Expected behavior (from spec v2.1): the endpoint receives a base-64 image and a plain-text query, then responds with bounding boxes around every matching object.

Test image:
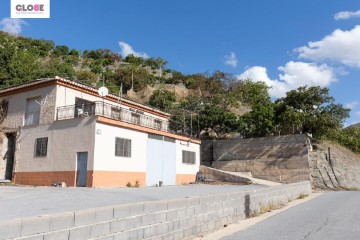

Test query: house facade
[0,77,200,187]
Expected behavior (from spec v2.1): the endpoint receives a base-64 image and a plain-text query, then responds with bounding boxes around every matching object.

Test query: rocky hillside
[309,141,360,190]
[347,123,360,129]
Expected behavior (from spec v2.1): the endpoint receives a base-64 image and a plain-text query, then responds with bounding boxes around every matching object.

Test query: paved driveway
[0,184,264,220]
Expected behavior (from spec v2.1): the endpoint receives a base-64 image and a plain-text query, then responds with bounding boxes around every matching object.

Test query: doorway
[76,152,88,187]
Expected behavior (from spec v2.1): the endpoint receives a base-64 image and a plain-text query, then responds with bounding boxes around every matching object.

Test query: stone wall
[202,135,311,183]
[0,181,311,240]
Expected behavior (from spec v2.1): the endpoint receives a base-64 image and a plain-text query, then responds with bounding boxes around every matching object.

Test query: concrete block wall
[0,182,311,240]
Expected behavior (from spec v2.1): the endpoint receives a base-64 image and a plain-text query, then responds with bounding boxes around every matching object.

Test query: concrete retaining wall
[202,135,311,183]
[0,181,311,240]
[199,165,252,184]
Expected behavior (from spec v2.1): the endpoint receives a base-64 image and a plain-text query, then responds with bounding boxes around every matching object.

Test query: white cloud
[296,25,360,67]
[118,41,149,59]
[0,18,27,35]
[345,101,358,109]
[334,10,360,20]
[237,61,336,98]
[224,52,237,68]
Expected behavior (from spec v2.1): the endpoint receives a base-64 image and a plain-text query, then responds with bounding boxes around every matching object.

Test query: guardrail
[56,101,169,132]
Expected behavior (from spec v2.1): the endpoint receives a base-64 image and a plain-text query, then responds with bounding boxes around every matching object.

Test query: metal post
[190,112,193,136]
[102,98,104,116]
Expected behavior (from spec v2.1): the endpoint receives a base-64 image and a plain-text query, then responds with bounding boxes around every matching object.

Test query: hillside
[309,141,360,189]
[0,31,356,153]
[347,123,360,129]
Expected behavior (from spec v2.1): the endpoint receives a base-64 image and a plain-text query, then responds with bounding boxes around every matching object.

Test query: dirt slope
[309,141,360,190]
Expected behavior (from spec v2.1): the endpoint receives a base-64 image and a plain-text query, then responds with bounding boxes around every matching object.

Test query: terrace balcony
[56,101,170,132]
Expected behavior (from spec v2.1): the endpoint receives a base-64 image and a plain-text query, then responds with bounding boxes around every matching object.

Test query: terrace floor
[0,184,265,220]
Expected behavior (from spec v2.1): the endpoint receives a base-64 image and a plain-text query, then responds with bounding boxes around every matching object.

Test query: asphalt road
[221,191,360,240]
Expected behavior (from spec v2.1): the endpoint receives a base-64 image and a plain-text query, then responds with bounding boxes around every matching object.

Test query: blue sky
[1,0,360,125]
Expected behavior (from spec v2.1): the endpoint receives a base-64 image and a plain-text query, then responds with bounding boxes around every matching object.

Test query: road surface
[220,191,360,240]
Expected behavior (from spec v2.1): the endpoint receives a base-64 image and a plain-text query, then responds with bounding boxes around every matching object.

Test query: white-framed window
[35,137,48,157]
[182,150,196,164]
[25,97,41,125]
[115,137,131,157]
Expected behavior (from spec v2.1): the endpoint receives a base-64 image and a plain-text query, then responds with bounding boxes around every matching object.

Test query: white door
[146,137,176,186]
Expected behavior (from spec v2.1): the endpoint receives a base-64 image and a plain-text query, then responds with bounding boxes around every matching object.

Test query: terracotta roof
[0,77,170,117]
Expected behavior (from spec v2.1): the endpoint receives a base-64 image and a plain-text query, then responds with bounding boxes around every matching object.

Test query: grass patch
[341,187,360,191]
[297,193,309,199]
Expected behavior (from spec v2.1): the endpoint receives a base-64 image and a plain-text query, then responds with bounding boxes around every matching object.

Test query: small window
[131,113,140,125]
[148,134,163,140]
[115,137,131,157]
[35,137,48,157]
[164,136,175,143]
[182,150,196,164]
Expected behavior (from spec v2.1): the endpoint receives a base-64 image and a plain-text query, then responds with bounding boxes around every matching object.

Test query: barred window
[115,137,131,157]
[148,134,163,140]
[182,150,196,164]
[164,136,175,143]
[35,137,48,157]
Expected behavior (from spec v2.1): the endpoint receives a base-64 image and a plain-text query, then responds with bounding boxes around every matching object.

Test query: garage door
[146,134,176,186]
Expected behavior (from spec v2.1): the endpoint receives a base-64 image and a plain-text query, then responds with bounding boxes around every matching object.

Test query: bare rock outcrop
[309,141,360,190]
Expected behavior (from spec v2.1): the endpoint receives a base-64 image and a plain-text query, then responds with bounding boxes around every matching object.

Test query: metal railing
[56,101,169,132]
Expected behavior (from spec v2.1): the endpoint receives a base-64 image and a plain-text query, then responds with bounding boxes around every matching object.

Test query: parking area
[0,184,265,220]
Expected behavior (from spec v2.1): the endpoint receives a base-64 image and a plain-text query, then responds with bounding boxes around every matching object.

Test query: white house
[0,77,200,187]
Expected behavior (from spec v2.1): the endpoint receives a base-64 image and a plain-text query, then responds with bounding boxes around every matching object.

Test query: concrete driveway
[0,184,264,220]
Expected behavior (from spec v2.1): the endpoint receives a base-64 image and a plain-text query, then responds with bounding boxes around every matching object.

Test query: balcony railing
[56,101,169,132]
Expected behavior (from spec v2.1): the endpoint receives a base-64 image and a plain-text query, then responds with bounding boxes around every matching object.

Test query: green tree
[275,86,350,139]
[240,101,275,137]
[123,54,145,66]
[113,65,155,91]
[41,58,76,80]
[76,70,98,85]
[53,45,70,57]
[236,79,271,106]
[149,89,176,110]
[199,105,240,135]
[330,127,360,154]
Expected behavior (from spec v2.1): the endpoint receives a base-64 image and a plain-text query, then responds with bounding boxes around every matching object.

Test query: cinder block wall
[0,181,311,240]
[202,135,311,183]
